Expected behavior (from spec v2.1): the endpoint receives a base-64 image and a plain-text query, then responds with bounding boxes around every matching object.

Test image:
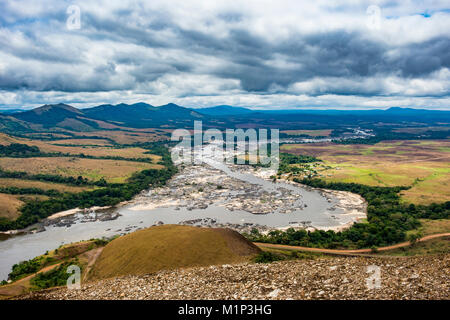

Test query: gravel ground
[20,254,449,300]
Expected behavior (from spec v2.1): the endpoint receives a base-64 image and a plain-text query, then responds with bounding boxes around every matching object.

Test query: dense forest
[0,168,102,186]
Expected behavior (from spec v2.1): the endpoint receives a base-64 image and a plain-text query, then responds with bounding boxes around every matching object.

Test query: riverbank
[251,166,367,232]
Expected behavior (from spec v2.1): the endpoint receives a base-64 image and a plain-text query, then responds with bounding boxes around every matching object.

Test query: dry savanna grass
[49,139,113,146]
[408,219,450,236]
[23,133,73,140]
[0,133,22,146]
[88,225,261,280]
[0,193,24,220]
[67,130,164,144]
[0,157,163,183]
[381,236,450,256]
[281,140,450,204]
[0,194,46,220]
[0,178,94,193]
[0,133,162,162]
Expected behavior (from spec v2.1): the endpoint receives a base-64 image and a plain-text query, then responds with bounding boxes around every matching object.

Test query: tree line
[0,168,104,186]
[0,143,41,157]
[0,186,62,197]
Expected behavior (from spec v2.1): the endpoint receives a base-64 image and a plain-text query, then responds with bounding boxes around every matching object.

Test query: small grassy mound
[88,225,261,280]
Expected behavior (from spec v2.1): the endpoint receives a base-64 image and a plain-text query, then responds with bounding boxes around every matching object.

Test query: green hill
[88,225,261,280]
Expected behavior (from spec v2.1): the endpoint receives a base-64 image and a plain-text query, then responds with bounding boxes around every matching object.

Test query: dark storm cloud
[204,31,450,94]
[397,37,450,77]
[82,12,172,49]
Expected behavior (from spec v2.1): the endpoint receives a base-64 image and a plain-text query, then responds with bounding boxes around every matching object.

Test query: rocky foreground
[21,255,449,300]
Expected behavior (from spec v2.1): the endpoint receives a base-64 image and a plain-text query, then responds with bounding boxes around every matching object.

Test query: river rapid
[0,145,366,281]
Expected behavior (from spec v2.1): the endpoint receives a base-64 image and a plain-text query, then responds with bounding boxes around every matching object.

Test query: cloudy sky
[0,0,449,110]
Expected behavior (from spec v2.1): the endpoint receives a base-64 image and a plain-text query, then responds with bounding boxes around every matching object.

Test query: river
[0,145,366,281]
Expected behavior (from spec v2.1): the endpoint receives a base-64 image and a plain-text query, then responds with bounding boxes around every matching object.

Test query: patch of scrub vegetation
[7,256,55,282]
[253,249,322,263]
[277,153,321,176]
[253,251,285,263]
[30,259,81,290]
[0,143,40,157]
[3,240,106,284]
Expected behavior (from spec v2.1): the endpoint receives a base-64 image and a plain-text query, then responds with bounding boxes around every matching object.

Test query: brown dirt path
[254,233,450,256]
[82,247,104,282]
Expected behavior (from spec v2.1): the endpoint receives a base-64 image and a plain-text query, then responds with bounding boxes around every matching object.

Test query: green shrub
[253,251,284,263]
[30,260,81,290]
[8,258,42,281]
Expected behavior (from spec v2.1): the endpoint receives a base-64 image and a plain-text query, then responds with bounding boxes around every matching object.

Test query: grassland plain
[281,139,450,204]
[379,236,450,256]
[65,130,165,144]
[0,194,54,220]
[0,194,24,220]
[0,132,166,222]
[0,178,95,193]
[0,133,162,160]
[0,157,162,183]
[48,138,113,146]
[407,219,450,236]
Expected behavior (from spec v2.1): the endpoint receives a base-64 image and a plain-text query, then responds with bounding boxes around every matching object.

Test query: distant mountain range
[195,105,254,116]
[0,102,205,132]
[0,103,449,134]
[82,102,204,128]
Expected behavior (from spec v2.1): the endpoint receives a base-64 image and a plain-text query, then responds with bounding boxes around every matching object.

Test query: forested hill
[0,104,449,134]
